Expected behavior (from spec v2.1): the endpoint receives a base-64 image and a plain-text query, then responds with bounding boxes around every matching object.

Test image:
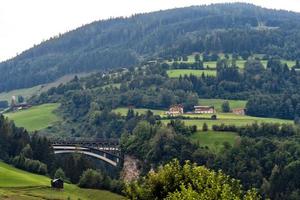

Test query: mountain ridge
[1,2,300,92]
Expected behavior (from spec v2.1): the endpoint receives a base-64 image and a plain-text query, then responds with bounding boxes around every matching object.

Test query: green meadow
[166,53,296,69]
[0,72,94,104]
[4,103,60,132]
[113,107,165,116]
[198,98,247,112]
[114,106,292,130]
[190,131,239,152]
[167,69,216,78]
[0,86,42,103]
[161,113,293,130]
[0,162,123,200]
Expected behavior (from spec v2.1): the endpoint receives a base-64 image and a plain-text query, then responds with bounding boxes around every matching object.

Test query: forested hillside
[1,3,300,92]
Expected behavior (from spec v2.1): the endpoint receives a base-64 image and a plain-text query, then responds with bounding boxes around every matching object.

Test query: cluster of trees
[0,100,8,109]
[238,123,296,138]
[246,94,300,120]
[125,159,260,200]
[168,61,204,70]
[211,122,297,138]
[121,120,199,167]
[2,3,300,92]
[11,154,47,175]
[0,115,53,165]
[0,115,53,174]
[212,137,300,199]
[78,169,123,194]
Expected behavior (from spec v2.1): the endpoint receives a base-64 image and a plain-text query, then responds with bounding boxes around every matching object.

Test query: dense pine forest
[1,3,300,92]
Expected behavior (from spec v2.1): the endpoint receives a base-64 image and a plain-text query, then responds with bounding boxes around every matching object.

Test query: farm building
[166,105,184,116]
[232,108,245,115]
[11,102,32,111]
[10,96,31,111]
[194,106,215,114]
[51,178,64,189]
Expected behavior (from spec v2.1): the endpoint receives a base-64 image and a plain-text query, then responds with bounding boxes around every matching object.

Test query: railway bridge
[51,138,122,167]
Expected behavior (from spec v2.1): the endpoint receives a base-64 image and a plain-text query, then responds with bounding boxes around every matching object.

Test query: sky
[1,0,300,62]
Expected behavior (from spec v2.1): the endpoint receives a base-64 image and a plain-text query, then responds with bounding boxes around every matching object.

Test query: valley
[1,2,300,200]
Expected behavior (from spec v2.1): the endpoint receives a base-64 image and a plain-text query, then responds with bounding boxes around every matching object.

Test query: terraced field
[4,103,60,132]
[0,162,123,200]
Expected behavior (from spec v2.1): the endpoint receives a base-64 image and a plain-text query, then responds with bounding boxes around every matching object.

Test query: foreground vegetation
[125,159,260,200]
[0,162,123,200]
[4,103,60,131]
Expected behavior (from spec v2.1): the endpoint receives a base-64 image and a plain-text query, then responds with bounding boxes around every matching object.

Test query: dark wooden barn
[51,178,64,189]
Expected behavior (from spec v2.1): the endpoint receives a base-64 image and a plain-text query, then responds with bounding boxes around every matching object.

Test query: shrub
[12,155,47,175]
[202,123,208,131]
[78,169,104,189]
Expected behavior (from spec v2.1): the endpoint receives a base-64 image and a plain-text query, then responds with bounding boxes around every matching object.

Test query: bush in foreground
[125,159,260,200]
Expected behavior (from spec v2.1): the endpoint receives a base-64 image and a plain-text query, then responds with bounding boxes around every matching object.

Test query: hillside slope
[4,103,60,132]
[0,161,123,200]
[1,3,300,92]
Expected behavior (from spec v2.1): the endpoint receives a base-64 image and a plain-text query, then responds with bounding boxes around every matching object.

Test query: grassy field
[101,83,121,89]
[0,86,42,103]
[113,107,165,116]
[161,113,293,130]
[190,131,238,152]
[0,162,123,200]
[167,53,296,69]
[0,72,95,104]
[167,69,216,78]
[4,103,60,132]
[114,106,292,130]
[166,59,294,79]
[198,98,247,112]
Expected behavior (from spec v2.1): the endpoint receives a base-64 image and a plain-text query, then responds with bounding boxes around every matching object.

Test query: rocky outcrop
[121,155,141,182]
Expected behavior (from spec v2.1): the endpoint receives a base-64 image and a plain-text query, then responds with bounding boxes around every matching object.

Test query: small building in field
[194,106,215,114]
[51,179,64,189]
[166,105,184,116]
[11,102,32,111]
[232,108,245,115]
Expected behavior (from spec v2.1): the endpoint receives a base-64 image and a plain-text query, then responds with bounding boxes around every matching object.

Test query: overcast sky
[1,0,300,62]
